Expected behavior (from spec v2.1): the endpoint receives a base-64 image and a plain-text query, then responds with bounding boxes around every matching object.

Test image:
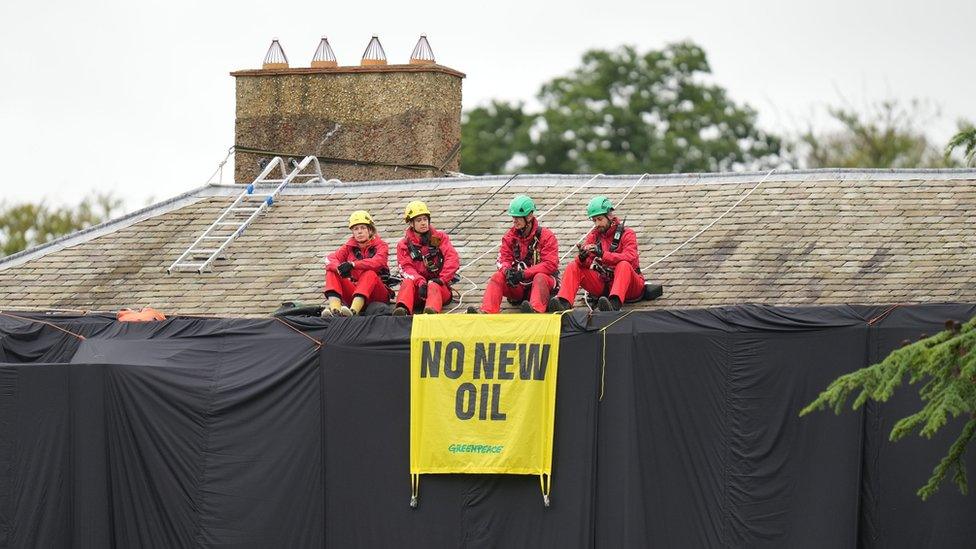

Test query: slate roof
[1,169,974,317]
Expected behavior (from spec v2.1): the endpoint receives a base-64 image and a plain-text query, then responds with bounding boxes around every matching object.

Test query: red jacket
[396,226,460,284]
[325,235,390,280]
[496,218,559,278]
[577,216,643,273]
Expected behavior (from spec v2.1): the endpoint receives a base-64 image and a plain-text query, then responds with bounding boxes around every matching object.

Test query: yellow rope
[598,311,633,401]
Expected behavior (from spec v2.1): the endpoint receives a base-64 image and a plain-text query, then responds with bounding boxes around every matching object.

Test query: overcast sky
[1,0,973,211]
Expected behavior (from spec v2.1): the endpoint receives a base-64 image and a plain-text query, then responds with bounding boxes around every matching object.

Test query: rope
[273,317,323,347]
[410,473,420,508]
[458,173,608,274]
[644,169,776,270]
[540,473,551,507]
[448,173,521,234]
[0,305,95,314]
[598,310,634,401]
[0,311,86,340]
[206,146,235,185]
[867,304,902,326]
[536,173,607,218]
[446,273,480,314]
[436,142,462,172]
[234,145,451,174]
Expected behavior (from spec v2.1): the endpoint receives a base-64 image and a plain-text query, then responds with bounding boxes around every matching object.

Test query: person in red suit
[393,201,460,315]
[322,210,392,317]
[548,196,645,312]
[468,195,559,314]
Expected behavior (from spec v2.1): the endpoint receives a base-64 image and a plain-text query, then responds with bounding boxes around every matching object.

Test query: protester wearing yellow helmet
[393,200,460,315]
[322,210,393,317]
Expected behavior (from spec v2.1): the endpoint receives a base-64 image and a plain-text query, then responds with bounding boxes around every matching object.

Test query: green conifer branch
[800,315,976,499]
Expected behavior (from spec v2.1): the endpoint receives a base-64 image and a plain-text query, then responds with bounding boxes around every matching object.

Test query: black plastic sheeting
[1,304,975,548]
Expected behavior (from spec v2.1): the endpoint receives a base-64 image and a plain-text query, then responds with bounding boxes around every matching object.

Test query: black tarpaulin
[1,305,975,548]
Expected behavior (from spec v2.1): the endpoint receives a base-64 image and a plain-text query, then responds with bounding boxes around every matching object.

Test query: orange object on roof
[117,307,167,322]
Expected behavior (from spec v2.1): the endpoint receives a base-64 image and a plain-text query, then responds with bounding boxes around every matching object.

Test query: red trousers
[557,261,644,304]
[395,278,452,313]
[480,271,555,313]
[324,270,390,305]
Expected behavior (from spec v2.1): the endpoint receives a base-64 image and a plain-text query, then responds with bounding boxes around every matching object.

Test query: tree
[797,100,957,169]
[460,42,784,175]
[946,122,976,166]
[801,316,976,500]
[0,193,122,257]
[460,100,532,175]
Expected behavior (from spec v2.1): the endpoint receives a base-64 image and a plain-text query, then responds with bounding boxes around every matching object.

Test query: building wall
[232,66,463,183]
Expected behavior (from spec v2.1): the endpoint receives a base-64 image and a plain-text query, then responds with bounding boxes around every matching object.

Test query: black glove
[337,261,354,277]
[505,268,524,286]
[577,245,589,263]
[418,281,428,299]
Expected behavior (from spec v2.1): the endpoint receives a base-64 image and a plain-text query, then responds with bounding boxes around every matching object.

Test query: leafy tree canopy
[0,193,122,257]
[946,122,976,167]
[461,42,784,175]
[797,100,958,169]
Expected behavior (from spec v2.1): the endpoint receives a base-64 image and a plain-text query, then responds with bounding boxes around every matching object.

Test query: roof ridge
[197,168,976,197]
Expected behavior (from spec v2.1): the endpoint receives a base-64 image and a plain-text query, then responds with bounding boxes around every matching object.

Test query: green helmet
[508,194,536,217]
[586,196,613,218]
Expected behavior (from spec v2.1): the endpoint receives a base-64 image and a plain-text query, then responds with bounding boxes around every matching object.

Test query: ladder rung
[170,156,316,275]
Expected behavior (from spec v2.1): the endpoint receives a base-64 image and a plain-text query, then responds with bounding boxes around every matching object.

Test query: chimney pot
[311,36,338,68]
[263,38,289,69]
[410,35,436,65]
[361,36,387,66]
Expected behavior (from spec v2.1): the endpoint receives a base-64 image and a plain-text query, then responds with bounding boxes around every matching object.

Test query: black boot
[392,305,409,316]
[520,301,536,313]
[547,297,569,312]
[597,296,621,312]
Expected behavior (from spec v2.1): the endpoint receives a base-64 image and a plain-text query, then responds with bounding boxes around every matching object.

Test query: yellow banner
[410,314,561,479]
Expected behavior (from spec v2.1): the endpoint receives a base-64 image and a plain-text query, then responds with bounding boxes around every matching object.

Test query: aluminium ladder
[168,156,324,273]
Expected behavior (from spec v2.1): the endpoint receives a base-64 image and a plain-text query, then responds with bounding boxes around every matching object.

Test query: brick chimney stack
[232,35,463,183]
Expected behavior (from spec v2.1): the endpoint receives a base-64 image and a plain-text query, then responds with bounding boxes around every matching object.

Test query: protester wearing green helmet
[548,195,645,312]
[468,194,559,314]
[586,195,614,218]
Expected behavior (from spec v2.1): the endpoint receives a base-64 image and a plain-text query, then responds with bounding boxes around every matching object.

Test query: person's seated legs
[597,261,644,311]
[526,272,554,313]
[394,278,421,316]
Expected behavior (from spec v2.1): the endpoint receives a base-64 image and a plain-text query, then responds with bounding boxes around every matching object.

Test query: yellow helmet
[403,200,431,222]
[348,210,374,229]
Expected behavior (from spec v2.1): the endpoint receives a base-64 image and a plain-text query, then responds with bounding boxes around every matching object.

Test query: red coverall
[480,219,559,313]
[323,235,392,305]
[556,216,645,305]
[395,226,459,313]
